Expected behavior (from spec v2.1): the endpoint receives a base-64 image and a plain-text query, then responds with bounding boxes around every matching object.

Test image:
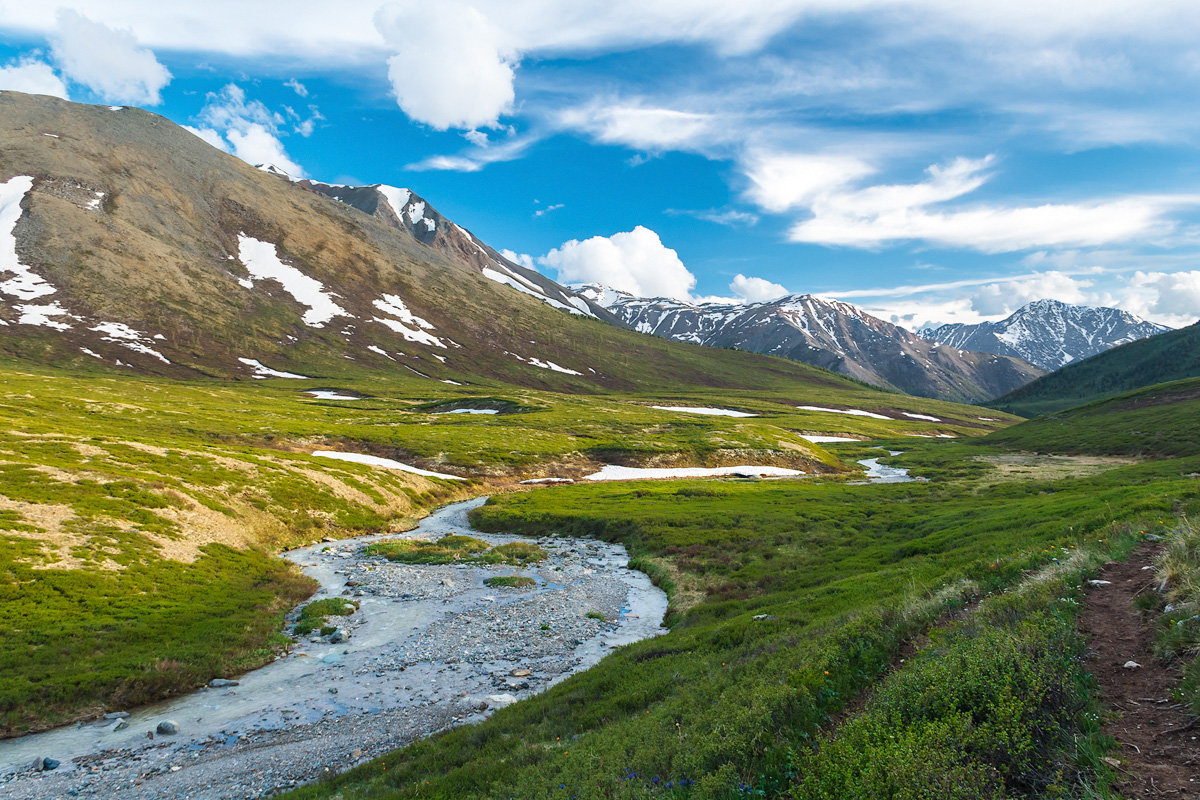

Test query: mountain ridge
[922,299,1170,371]
[577,284,1044,402]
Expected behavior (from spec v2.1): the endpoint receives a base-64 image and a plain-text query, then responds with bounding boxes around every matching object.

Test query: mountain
[578,286,1044,402]
[990,319,1200,417]
[921,299,1170,372]
[0,90,869,394]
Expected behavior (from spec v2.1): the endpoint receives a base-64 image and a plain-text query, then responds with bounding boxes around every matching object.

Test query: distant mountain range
[577,286,1043,402]
[990,319,1200,417]
[921,299,1169,371]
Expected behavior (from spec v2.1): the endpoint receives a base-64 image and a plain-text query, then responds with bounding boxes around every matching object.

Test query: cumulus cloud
[1127,270,1200,325]
[0,57,68,99]
[193,84,306,177]
[539,226,696,300]
[731,274,790,303]
[50,10,171,105]
[375,1,516,130]
[500,249,537,269]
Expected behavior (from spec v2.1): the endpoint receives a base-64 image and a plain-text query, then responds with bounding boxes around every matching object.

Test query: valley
[0,87,1197,799]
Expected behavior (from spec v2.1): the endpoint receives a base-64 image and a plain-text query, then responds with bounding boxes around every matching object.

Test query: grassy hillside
[986,376,1200,457]
[285,444,1199,800]
[991,320,1200,417]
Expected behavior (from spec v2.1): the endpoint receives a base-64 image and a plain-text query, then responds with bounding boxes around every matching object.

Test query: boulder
[156,720,179,735]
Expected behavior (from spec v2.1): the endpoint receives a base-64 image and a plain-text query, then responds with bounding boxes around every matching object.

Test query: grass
[364,536,547,565]
[293,597,359,636]
[1146,518,1200,715]
[485,575,536,589]
[285,445,1200,800]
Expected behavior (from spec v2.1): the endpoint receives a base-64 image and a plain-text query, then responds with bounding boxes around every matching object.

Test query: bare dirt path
[1081,544,1200,797]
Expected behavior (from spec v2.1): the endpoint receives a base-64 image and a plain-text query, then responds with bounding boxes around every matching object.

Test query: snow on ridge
[376,185,412,220]
[406,200,426,225]
[312,450,464,480]
[584,464,803,481]
[372,294,446,348]
[91,322,170,364]
[1,176,59,301]
[483,266,593,317]
[651,406,757,418]
[238,357,311,379]
[237,235,349,327]
[797,405,891,420]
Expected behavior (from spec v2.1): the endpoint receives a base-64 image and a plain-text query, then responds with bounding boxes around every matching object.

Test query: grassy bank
[284,447,1200,799]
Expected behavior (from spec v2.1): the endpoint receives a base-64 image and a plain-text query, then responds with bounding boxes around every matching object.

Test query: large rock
[156,720,179,735]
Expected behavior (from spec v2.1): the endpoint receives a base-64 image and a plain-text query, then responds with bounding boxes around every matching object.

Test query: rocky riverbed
[0,498,668,799]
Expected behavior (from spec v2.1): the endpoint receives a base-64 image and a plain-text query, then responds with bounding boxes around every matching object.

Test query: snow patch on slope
[238,357,310,379]
[312,450,464,480]
[237,235,348,327]
[91,322,170,364]
[372,294,446,348]
[1,176,58,301]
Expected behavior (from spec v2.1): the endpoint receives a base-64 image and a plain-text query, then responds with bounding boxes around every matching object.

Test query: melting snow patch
[91,322,170,363]
[237,234,348,327]
[376,185,412,219]
[508,352,582,375]
[651,406,757,418]
[977,417,999,421]
[365,345,396,361]
[584,465,803,481]
[902,412,941,422]
[238,358,310,379]
[16,302,75,330]
[108,106,123,111]
[42,133,59,138]
[1,176,59,301]
[406,201,426,225]
[800,435,860,443]
[520,477,574,484]
[434,408,499,415]
[305,391,359,400]
[422,218,435,232]
[442,379,463,385]
[482,266,591,317]
[312,450,464,480]
[372,294,446,348]
[86,191,105,211]
[79,347,103,359]
[797,405,891,420]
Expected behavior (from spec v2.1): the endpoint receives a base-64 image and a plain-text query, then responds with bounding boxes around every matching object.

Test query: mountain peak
[924,299,1170,370]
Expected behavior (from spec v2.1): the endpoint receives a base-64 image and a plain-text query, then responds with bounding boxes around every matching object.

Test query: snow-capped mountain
[921,300,1171,371]
[579,286,1044,402]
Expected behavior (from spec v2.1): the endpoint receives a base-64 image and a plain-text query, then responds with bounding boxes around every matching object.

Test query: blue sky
[2,1,1200,329]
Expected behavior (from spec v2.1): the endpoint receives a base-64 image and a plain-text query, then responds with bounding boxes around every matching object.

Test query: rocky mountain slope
[0,90,862,394]
[922,299,1170,371]
[991,319,1200,417]
[579,286,1043,402]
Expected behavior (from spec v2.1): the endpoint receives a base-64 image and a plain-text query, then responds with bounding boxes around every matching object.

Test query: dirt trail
[1081,544,1200,797]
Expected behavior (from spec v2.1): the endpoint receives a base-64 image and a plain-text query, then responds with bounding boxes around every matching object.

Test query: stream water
[0,498,668,797]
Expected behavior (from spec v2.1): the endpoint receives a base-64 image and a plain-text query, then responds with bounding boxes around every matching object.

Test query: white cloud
[969,272,1092,315]
[500,249,537,269]
[534,203,564,218]
[284,78,308,97]
[375,1,516,130]
[666,207,760,227]
[193,84,306,176]
[557,103,717,150]
[539,226,696,300]
[741,151,1194,253]
[0,57,68,99]
[1125,270,1200,326]
[741,151,875,213]
[50,9,171,105]
[731,274,790,302]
